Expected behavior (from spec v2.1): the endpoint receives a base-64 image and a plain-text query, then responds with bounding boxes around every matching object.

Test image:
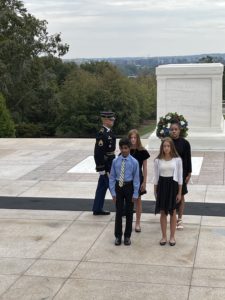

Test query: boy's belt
[116,180,133,186]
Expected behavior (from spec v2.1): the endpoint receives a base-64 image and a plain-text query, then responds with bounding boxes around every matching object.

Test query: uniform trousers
[92,174,109,213]
[115,181,134,239]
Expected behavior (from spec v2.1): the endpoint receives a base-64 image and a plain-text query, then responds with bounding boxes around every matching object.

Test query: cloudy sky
[23,0,225,59]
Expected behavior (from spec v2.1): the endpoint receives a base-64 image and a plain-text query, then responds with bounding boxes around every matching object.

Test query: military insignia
[108,136,112,140]
[98,139,103,146]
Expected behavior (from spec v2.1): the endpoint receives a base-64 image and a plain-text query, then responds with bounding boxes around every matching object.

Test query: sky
[23,0,225,59]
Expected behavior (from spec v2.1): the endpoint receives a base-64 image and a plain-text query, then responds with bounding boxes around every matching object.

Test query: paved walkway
[0,139,225,299]
[0,138,224,200]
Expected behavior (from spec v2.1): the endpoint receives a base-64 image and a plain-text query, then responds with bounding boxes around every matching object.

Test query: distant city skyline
[24,0,225,59]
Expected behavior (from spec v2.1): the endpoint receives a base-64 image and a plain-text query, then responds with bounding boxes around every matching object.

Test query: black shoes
[115,237,131,246]
[115,238,131,246]
[160,240,167,246]
[169,240,176,246]
[115,237,121,246]
[124,237,131,246]
[93,210,110,215]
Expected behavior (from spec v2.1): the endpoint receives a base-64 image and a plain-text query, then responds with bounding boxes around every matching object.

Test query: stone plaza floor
[0,138,225,299]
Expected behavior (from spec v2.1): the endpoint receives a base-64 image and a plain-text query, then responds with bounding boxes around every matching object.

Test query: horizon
[63,52,225,60]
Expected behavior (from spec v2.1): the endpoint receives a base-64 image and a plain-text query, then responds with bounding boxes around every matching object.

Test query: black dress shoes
[93,210,110,215]
[124,237,131,246]
[115,237,121,246]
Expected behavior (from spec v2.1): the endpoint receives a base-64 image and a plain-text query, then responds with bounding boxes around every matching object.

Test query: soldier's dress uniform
[92,112,116,215]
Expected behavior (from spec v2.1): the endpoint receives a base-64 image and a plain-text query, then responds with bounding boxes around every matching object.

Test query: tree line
[0,0,156,138]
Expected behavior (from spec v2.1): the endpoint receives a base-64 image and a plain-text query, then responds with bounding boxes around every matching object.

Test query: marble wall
[156,63,224,133]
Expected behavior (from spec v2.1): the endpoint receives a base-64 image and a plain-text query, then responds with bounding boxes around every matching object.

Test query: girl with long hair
[154,137,183,246]
[128,129,150,232]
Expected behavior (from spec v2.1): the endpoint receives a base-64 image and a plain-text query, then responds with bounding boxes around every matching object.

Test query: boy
[109,138,140,246]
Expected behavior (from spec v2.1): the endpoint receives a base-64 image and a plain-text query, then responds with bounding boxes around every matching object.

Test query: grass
[138,120,156,138]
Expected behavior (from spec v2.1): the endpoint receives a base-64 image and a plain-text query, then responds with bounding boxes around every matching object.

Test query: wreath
[156,112,188,139]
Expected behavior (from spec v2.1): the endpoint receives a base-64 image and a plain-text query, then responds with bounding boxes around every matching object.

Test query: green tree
[81,62,141,133]
[57,62,156,137]
[0,0,69,125]
[134,75,156,119]
[198,56,215,63]
[14,56,76,136]
[0,93,15,137]
[56,67,100,137]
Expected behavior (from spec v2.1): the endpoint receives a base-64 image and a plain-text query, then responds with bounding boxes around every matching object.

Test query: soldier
[93,111,116,215]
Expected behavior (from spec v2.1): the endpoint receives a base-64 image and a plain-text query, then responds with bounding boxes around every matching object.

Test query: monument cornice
[156,63,224,76]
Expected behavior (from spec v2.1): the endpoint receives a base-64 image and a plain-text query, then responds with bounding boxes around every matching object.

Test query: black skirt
[155,176,179,216]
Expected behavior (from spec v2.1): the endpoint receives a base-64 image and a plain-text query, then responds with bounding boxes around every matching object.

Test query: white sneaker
[177,219,184,230]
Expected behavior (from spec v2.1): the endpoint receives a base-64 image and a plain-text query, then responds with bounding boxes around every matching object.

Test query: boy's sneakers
[177,218,184,230]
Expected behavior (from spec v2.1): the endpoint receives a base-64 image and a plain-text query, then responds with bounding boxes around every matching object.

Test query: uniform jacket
[94,126,116,172]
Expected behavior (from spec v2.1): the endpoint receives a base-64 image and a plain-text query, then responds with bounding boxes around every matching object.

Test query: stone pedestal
[149,63,225,150]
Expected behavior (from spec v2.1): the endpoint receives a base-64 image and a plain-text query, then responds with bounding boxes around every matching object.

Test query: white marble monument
[149,63,225,150]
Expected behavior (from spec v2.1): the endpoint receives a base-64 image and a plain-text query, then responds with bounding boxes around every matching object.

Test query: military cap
[100,111,115,120]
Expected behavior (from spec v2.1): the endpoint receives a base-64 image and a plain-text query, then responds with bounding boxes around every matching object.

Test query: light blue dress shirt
[109,154,140,199]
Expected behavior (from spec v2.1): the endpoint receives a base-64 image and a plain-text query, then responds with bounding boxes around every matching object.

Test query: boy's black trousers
[115,181,134,239]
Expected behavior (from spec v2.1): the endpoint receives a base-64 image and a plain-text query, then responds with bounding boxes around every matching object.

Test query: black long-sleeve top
[172,137,192,177]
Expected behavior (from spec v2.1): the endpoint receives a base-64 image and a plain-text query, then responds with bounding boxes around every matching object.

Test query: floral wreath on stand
[156,112,189,139]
